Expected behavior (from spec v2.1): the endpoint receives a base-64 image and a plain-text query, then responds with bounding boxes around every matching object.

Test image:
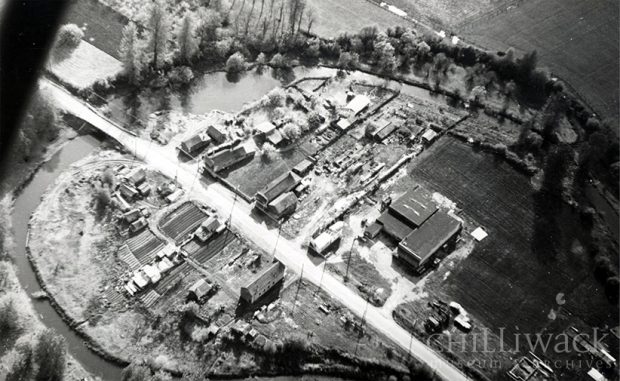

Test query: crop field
[62,0,128,59]
[461,0,619,126]
[182,231,239,265]
[125,228,165,265]
[159,202,208,243]
[406,137,617,343]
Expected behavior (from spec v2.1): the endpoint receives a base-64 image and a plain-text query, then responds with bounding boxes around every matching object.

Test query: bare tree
[244,0,257,36]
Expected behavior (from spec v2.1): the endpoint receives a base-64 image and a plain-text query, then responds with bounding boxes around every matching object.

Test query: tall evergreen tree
[119,22,141,84]
[177,14,197,63]
[146,0,169,70]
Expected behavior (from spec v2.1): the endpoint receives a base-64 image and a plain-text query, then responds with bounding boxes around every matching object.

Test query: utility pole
[345,236,357,282]
[224,190,239,244]
[355,298,370,356]
[315,260,327,295]
[272,224,282,256]
[291,263,304,315]
[407,333,413,361]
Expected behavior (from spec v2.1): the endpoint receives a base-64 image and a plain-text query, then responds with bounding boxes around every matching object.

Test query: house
[308,230,341,257]
[255,172,301,209]
[156,257,174,273]
[156,243,177,259]
[266,129,284,146]
[267,192,297,219]
[421,129,438,144]
[397,211,462,273]
[123,208,142,224]
[587,368,606,381]
[119,183,139,200]
[132,270,149,289]
[204,143,255,173]
[207,124,227,143]
[255,121,276,135]
[345,94,371,116]
[366,118,391,139]
[115,193,131,212]
[137,182,151,197]
[335,118,352,131]
[188,278,214,303]
[158,182,177,197]
[126,168,147,186]
[142,264,161,284]
[373,121,398,141]
[179,132,211,156]
[166,189,183,203]
[195,216,221,242]
[240,260,285,304]
[129,217,148,233]
[292,159,314,176]
[364,221,383,239]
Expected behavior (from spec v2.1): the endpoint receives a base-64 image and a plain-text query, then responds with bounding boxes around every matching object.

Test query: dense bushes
[6,329,67,381]
[52,24,83,62]
[0,298,20,335]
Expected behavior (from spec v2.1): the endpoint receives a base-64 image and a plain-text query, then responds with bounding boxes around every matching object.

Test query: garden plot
[159,201,209,243]
[125,228,165,265]
[182,231,239,266]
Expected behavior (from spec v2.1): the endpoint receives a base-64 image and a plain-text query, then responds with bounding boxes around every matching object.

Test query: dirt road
[43,79,469,381]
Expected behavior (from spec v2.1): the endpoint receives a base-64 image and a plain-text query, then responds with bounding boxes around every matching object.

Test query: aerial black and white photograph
[0,0,618,380]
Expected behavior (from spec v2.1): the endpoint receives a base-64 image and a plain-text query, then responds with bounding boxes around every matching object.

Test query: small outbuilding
[180,132,212,156]
[188,278,214,303]
[345,95,371,116]
[292,159,314,176]
[129,217,148,233]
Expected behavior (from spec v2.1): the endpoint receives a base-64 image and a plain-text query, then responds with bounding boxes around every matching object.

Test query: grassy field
[62,0,128,59]
[460,0,619,126]
[406,137,618,340]
[306,0,413,37]
[49,41,122,89]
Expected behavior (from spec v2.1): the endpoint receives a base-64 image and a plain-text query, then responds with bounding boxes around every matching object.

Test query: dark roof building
[180,132,211,156]
[267,192,297,218]
[119,183,139,200]
[388,188,437,228]
[255,172,301,207]
[188,279,213,303]
[207,125,227,143]
[240,260,285,304]
[126,168,147,186]
[398,211,461,270]
[292,159,314,176]
[204,144,255,173]
[378,212,414,241]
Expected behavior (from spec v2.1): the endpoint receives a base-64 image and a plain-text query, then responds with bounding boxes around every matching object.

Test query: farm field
[49,40,122,90]
[381,136,620,378]
[306,0,413,37]
[394,137,619,375]
[61,0,128,59]
[460,0,619,126]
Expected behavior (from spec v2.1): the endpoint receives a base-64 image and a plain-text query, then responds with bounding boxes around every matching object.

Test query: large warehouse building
[368,187,462,273]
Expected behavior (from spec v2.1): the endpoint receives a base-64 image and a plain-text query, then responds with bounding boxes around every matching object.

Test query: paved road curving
[43,78,469,381]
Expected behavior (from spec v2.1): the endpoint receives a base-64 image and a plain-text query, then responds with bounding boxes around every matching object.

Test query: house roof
[242,261,285,298]
[181,132,211,153]
[205,144,253,172]
[189,279,212,298]
[127,168,146,184]
[256,121,276,134]
[256,172,301,204]
[374,122,398,141]
[346,95,370,114]
[268,192,297,216]
[388,187,437,227]
[398,211,462,266]
[369,118,391,134]
[267,129,284,145]
[336,118,352,131]
[310,230,340,253]
[292,159,313,175]
[422,129,438,141]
